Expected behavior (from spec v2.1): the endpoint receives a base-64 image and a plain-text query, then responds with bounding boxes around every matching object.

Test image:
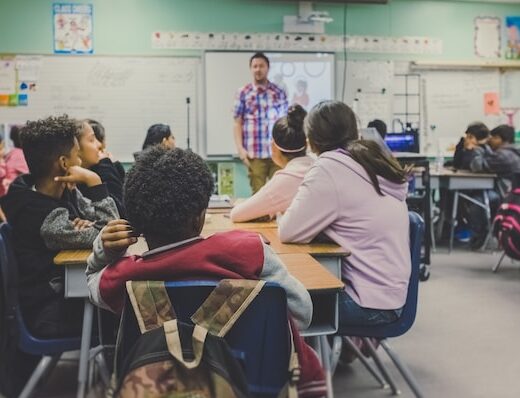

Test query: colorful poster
[505,16,520,59]
[53,3,93,54]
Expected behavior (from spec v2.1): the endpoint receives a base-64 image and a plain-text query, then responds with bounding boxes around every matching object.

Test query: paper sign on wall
[53,3,93,54]
[484,92,500,115]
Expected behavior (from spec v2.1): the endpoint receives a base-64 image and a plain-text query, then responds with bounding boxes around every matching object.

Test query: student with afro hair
[86,146,327,397]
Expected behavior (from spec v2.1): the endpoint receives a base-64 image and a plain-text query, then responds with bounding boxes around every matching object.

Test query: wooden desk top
[54,244,343,292]
[203,213,277,232]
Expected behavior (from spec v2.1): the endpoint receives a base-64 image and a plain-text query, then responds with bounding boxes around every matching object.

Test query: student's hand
[238,147,251,168]
[72,218,94,230]
[101,219,138,251]
[463,135,477,150]
[54,165,102,187]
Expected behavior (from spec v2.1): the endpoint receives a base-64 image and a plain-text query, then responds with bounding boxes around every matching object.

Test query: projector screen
[205,51,335,156]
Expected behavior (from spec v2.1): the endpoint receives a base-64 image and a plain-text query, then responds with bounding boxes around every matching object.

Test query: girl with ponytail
[230,104,315,222]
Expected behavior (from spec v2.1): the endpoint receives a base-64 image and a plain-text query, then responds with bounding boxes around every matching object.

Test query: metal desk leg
[482,190,493,250]
[319,335,334,398]
[449,190,459,253]
[77,299,94,398]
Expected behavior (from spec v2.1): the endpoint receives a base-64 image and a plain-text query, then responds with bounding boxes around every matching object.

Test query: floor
[35,248,520,398]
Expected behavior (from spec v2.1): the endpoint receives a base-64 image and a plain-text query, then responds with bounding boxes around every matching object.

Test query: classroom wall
[1,0,520,60]
[1,0,520,197]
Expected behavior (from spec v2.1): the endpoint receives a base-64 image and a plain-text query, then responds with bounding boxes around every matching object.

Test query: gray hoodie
[279,148,411,310]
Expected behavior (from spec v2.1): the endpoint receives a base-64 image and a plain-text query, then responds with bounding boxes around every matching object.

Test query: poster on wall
[53,3,93,54]
[505,16,520,59]
[474,17,501,58]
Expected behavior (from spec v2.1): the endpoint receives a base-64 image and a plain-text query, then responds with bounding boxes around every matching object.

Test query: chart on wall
[205,52,335,156]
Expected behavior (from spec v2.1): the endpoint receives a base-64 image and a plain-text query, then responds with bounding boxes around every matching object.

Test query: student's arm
[259,240,312,330]
[230,174,285,222]
[278,163,338,243]
[234,118,250,167]
[469,146,508,173]
[86,219,137,310]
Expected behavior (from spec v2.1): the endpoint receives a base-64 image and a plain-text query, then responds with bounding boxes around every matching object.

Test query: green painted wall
[1,0,520,60]
[1,0,519,197]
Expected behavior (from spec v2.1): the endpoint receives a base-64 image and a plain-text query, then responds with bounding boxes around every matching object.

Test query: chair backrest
[0,222,80,355]
[117,281,291,397]
[340,211,425,338]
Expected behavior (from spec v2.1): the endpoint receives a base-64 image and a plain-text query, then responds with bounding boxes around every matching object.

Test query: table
[55,230,346,398]
[416,168,497,252]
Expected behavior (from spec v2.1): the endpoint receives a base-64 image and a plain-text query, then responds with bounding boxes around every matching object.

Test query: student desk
[416,168,497,251]
[55,237,345,398]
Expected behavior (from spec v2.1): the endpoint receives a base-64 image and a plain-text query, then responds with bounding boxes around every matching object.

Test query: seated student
[279,100,411,330]
[0,115,118,338]
[367,119,387,140]
[230,105,314,222]
[464,124,520,248]
[452,122,490,170]
[86,147,326,397]
[76,120,126,217]
[5,125,29,184]
[134,123,175,160]
[87,118,126,181]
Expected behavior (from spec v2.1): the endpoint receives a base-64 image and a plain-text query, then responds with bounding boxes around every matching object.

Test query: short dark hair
[305,100,358,153]
[249,52,270,68]
[272,104,307,159]
[490,124,515,144]
[85,119,105,143]
[465,122,489,141]
[124,147,214,238]
[367,119,388,139]
[142,123,172,150]
[9,125,24,148]
[21,115,78,180]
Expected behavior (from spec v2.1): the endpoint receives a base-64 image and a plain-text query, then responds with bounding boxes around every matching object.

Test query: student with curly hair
[86,146,327,397]
[230,104,314,222]
[1,115,118,338]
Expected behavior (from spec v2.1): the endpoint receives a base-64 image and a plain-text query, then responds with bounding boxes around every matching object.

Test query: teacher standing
[233,52,288,193]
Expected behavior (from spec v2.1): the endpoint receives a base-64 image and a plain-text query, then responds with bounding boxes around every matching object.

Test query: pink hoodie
[230,155,314,222]
[278,149,410,310]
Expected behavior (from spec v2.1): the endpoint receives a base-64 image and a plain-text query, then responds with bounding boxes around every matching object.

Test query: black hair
[249,52,270,68]
[9,125,23,148]
[124,146,214,240]
[367,119,388,139]
[21,115,77,180]
[306,101,406,195]
[348,140,408,196]
[305,100,358,153]
[465,122,489,141]
[490,124,515,144]
[272,104,307,160]
[85,119,105,143]
[142,124,172,150]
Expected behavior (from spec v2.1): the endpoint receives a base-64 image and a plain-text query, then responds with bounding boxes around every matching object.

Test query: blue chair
[0,223,82,398]
[117,281,291,398]
[333,211,424,397]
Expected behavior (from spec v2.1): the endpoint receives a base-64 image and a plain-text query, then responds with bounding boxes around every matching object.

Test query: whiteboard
[421,70,504,156]
[205,52,335,156]
[0,56,199,162]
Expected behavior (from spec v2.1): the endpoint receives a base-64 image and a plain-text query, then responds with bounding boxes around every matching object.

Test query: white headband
[273,140,306,153]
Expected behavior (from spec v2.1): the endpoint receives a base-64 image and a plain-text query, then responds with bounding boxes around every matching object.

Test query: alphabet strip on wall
[151,31,443,55]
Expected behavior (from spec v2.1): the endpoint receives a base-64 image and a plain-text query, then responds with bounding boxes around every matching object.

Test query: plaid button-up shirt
[233,81,288,159]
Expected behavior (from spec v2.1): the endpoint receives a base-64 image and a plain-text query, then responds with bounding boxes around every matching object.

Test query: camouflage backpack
[111,280,299,398]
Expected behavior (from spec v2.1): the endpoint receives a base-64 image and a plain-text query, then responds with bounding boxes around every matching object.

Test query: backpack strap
[163,319,208,370]
[277,323,300,398]
[191,279,266,337]
[125,281,176,333]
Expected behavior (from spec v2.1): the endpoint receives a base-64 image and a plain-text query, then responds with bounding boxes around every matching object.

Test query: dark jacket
[79,158,126,217]
[452,138,490,170]
[0,175,118,322]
